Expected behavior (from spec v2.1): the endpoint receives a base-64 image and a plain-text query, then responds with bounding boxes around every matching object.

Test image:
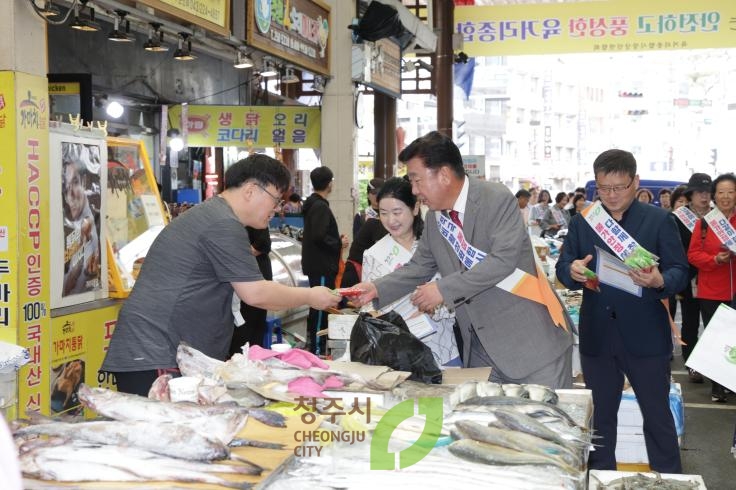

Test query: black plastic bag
[349,311,442,384]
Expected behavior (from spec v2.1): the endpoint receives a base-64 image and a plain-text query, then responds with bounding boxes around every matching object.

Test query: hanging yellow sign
[169,105,321,149]
[456,0,736,56]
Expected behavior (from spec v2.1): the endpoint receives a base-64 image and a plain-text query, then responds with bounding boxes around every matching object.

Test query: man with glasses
[102,154,341,396]
[302,166,349,354]
[556,149,688,473]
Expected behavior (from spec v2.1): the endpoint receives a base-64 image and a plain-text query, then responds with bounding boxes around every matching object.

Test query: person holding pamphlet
[360,177,460,367]
[556,149,689,473]
[353,131,573,388]
[687,172,736,403]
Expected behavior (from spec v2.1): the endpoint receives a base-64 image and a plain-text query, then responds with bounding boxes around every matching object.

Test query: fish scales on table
[20,440,259,488]
[14,420,231,461]
[452,419,582,469]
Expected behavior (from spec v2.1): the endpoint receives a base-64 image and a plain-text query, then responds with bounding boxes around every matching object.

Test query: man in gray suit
[354,131,573,388]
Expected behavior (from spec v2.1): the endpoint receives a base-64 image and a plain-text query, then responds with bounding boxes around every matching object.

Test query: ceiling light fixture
[144,22,168,52]
[37,0,60,18]
[106,100,124,119]
[70,0,100,32]
[167,128,184,152]
[108,10,133,42]
[233,50,254,69]
[259,57,278,77]
[281,66,299,84]
[173,33,196,61]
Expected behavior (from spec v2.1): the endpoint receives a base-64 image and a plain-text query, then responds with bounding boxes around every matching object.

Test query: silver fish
[20,441,259,487]
[15,420,230,461]
[176,342,225,379]
[490,407,589,449]
[501,384,529,398]
[475,381,504,397]
[590,471,700,490]
[78,384,248,443]
[457,396,582,429]
[448,439,579,476]
[523,384,559,405]
[452,419,582,469]
[229,437,286,450]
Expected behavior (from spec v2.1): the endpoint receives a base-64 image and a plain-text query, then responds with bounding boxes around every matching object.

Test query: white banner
[686,304,736,393]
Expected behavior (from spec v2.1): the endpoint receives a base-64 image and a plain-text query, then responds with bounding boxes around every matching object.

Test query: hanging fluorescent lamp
[281,66,299,84]
[144,22,168,52]
[259,57,278,77]
[70,0,100,32]
[233,50,254,69]
[173,33,196,61]
[108,10,132,42]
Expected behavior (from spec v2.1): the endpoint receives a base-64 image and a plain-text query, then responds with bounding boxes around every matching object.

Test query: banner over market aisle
[169,105,321,149]
[456,0,736,56]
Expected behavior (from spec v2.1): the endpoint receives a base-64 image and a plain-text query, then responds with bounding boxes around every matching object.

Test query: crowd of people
[98,132,735,471]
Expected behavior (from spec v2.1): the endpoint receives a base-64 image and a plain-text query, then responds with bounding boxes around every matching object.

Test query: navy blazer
[556,200,688,357]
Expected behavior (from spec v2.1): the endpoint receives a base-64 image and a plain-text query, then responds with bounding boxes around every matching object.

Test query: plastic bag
[349,311,442,384]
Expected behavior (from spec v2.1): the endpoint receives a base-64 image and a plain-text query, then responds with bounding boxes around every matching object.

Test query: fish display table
[22,414,310,490]
[588,469,706,489]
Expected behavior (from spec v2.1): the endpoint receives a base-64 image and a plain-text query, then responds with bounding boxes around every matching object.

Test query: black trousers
[582,325,681,473]
[674,284,702,361]
[113,368,180,397]
[306,274,335,355]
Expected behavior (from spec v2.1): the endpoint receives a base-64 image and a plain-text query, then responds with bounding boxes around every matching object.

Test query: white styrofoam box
[615,432,649,464]
[617,383,684,436]
[328,314,359,340]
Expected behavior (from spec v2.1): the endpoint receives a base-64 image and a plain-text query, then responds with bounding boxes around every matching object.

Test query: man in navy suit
[556,149,688,473]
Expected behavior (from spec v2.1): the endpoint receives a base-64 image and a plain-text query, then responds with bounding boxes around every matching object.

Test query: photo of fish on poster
[61,141,102,297]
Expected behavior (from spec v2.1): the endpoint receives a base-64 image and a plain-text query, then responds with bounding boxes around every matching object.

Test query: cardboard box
[440,367,492,385]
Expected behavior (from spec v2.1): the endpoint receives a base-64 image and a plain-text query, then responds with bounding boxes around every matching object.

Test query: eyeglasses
[595,179,634,195]
[257,184,285,209]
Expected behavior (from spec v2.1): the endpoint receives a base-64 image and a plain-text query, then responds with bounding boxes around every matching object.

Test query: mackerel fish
[452,419,582,469]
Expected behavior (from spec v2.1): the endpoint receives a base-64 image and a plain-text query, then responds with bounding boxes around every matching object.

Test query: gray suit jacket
[375,178,572,378]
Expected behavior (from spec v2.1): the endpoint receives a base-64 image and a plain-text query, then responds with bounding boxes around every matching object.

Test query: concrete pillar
[1,1,47,74]
[320,0,357,240]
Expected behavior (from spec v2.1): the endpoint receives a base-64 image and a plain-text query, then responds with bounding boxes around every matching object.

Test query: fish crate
[618,383,684,436]
[588,470,706,489]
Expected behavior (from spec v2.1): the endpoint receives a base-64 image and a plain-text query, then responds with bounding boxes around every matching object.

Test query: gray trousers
[468,328,573,389]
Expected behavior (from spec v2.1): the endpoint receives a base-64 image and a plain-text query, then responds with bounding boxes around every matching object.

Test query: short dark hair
[515,189,531,199]
[538,189,551,203]
[658,188,672,197]
[712,172,736,195]
[377,177,424,239]
[398,131,465,179]
[670,185,688,206]
[224,153,290,192]
[593,149,637,178]
[572,194,586,206]
[310,166,334,191]
[288,193,301,203]
[574,187,585,194]
[555,192,568,204]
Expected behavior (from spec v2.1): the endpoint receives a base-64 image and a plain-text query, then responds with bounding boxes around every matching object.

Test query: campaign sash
[579,201,643,261]
[550,206,568,227]
[704,208,736,253]
[673,206,698,233]
[436,213,567,330]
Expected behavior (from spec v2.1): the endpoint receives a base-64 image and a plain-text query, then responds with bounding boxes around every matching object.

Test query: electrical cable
[27,0,77,25]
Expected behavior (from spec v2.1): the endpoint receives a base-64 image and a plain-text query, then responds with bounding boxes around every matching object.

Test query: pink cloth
[248,345,329,370]
[287,375,344,397]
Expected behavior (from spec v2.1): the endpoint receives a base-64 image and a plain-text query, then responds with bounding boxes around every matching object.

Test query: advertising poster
[49,127,108,309]
[50,316,86,416]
